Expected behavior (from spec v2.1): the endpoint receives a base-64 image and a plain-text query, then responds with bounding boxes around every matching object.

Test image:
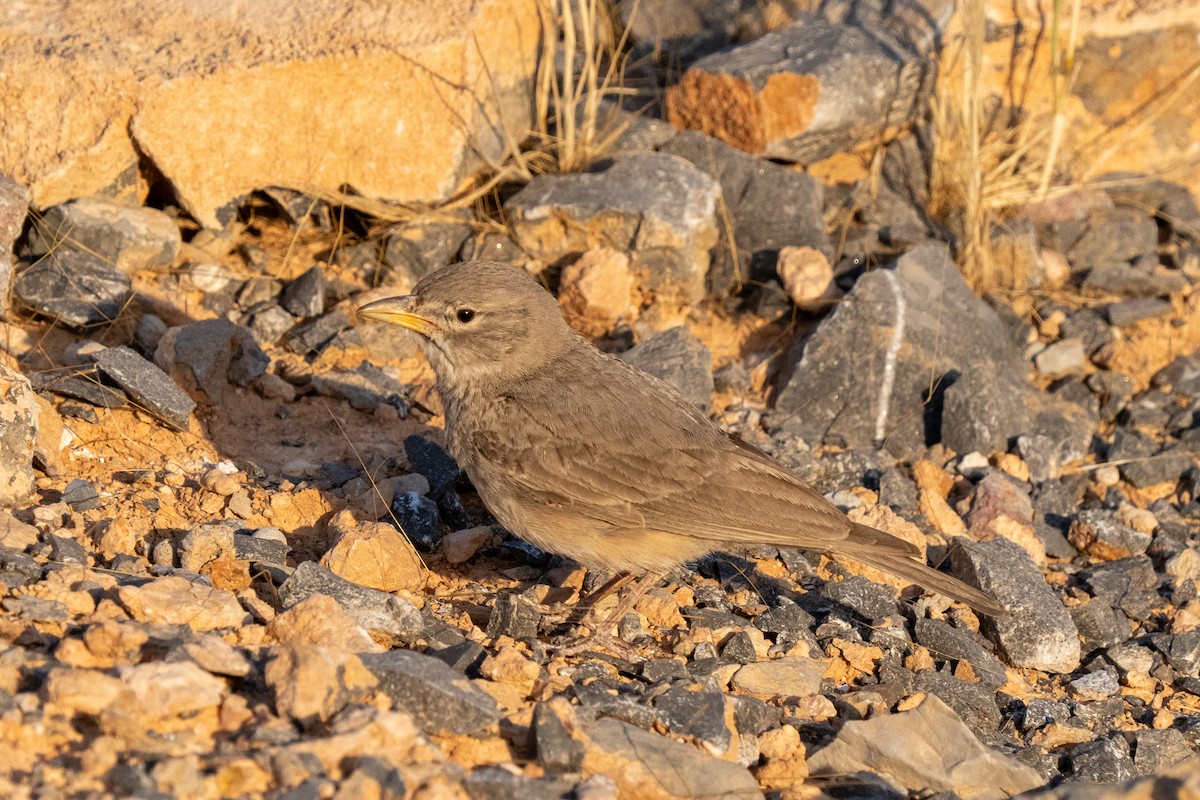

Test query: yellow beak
[355,295,438,337]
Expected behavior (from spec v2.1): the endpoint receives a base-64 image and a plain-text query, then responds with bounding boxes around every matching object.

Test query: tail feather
[833,524,1006,617]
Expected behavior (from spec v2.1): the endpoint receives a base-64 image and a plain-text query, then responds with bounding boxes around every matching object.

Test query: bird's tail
[831,523,1006,617]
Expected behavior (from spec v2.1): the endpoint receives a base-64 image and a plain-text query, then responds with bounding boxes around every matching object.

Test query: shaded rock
[660,129,828,291]
[942,367,1029,456]
[1153,351,1200,397]
[487,593,541,642]
[22,198,180,273]
[461,768,573,800]
[278,561,423,645]
[820,575,898,620]
[154,318,269,404]
[1133,728,1194,775]
[1078,557,1160,623]
[912,671,1003,738]
[654,687,732,754]
[506,153,719,311]
[617,0,751,66]
[1061,308,1114,356]
[117,576,249,632]
[914,618,1006,689]
[382,212,475,286]
[1082,262,1187,297]
[93,345,196,430]
[951,537,1080,672]
[720,630,758,665]
[0,361,37,507]
[1150,630,1200,678]
[0,546,42,587]
[667,20,933,163]
[359,649,501,735]
[2,595,68,622]
[1067,206,1158,270]
[311,362,409,413]
[389,490,440,551]
[31,368,127,410]
[335,757,408,800]
[281,266,327,318]
[403,435,460,497]
[755,600,819,653]
[47,532,87,566]
[533,700,584,775]
[1110,430,1192,489]
[619,326,714,409]
[1071,598,1130,655]
[13,250,132,329]
[808,694,1042,800]
[285,308,352,355]
[582,717,763,800]
[237,275,282,308]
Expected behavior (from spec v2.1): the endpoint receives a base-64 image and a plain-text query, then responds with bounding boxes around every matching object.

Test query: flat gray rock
[92,345,196,431]
[14,250,132,329]
[359,649,500,735]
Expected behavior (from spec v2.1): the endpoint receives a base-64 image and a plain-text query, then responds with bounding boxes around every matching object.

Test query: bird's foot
[546,629,645,662]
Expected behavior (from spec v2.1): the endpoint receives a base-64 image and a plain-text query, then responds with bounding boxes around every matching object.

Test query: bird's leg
[537,572,633,625]
[550,570,667,659]
[566,572,635,624]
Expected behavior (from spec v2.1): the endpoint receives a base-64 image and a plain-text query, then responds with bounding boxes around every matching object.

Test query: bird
[357,260,1006,639]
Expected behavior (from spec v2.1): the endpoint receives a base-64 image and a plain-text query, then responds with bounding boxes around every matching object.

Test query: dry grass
[931,0,1200,297]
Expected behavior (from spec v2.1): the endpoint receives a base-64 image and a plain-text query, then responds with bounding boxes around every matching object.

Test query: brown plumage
[358,261,1004,617]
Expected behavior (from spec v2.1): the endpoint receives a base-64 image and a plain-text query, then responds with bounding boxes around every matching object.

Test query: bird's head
[356,261,576,392]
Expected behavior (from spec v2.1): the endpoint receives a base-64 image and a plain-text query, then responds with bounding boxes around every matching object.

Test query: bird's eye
[455,308,476,324]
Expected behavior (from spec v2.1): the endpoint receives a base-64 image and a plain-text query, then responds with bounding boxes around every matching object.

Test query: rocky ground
[2,2,1200,800]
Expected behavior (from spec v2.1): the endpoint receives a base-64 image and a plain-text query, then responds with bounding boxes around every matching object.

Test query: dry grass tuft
[931,0,1200,297]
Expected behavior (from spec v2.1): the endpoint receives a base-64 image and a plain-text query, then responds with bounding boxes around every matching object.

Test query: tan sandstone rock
[0,0,540,227]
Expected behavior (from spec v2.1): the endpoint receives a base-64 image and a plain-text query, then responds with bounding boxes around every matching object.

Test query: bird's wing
[468,358,852,549]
